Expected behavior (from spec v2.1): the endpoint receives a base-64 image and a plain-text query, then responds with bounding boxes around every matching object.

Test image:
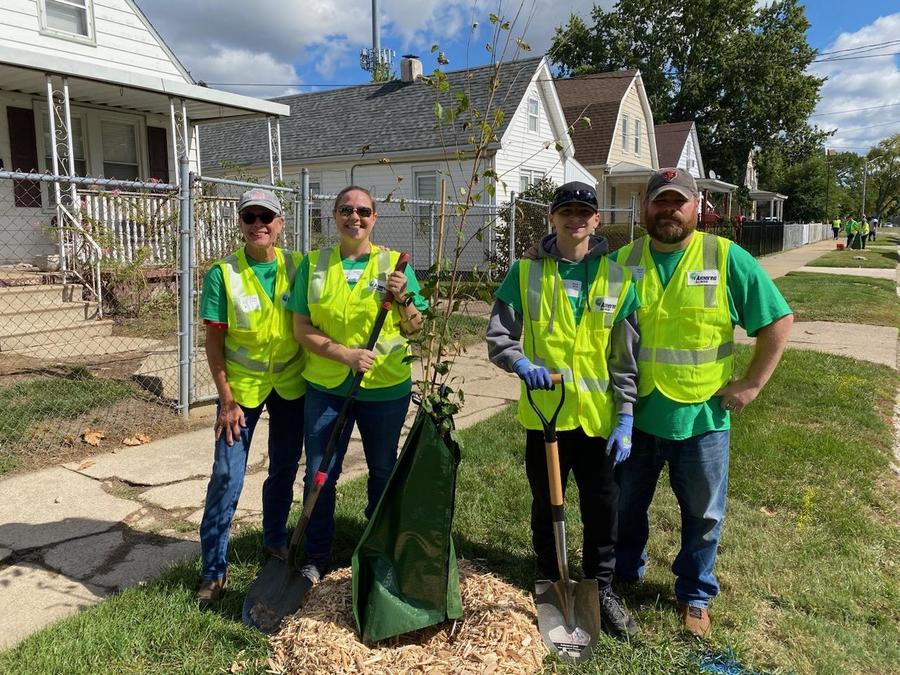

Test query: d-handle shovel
[528,374,601,662]
[242,252,411,633]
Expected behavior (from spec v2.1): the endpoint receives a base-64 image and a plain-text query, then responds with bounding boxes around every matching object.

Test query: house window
[621,113,629,151]
[527,98,539,133]
[415,170,438,231]
[308,180,322,234]
[634,119,641,154]
[519,169,542,193]
[39,0,95,42]
[101,121,140,180]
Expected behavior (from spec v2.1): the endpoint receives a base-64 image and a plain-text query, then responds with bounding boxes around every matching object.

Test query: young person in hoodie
[486,181,641,639]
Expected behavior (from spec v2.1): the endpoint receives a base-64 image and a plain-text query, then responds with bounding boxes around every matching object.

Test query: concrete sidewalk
[1,235,896,652]
[0,346,518,651]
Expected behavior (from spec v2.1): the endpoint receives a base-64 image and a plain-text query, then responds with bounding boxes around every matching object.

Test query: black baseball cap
[646,168,699,202]
[550,181,598,213]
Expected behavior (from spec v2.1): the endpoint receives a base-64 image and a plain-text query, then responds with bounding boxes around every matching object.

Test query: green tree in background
[550,0,825,185]
[863,134,900,221]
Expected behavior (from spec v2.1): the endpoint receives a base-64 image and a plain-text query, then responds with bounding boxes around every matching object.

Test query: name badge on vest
[686,269,719,286]
[562,279,582,299]
[628,265,645,281]
[593,296,618,313]
[239,296,261,313]
[344,268,364,284]
[368,278,387,294]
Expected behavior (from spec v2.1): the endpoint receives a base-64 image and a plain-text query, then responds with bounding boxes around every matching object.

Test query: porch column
[169,98,190,183]
[769,198,775,220]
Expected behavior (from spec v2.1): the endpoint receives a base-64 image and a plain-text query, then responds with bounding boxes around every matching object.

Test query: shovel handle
[546,440,564,508]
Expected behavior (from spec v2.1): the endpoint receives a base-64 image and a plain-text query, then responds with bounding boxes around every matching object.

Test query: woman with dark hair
[287,185,427,583]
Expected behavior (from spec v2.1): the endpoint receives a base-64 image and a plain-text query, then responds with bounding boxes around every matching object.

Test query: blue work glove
[512,357,553,390]
[606,413,634,465]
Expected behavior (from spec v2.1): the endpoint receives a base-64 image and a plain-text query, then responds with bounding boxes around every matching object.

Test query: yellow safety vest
[219,247,306,408]
[618,232,733,403]
[517,256,632,438]
[305,245,409,390]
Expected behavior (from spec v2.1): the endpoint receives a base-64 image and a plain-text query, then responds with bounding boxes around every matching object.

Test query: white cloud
[810,13,900,154]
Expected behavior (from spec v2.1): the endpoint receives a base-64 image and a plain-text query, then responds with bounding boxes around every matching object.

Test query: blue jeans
[302,387,411,563]
[615,428,730,608]
[199,390,304,581]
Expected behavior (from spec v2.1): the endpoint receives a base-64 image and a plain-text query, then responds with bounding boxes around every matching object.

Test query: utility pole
[861,154,884,219]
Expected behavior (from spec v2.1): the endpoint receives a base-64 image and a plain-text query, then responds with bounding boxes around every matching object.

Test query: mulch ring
[269,560,546,674]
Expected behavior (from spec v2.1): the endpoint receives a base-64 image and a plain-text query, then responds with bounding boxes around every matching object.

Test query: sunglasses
[337,205,374,218]
[241,211,276,225]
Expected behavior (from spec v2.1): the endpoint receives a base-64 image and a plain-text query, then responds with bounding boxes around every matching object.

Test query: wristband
[402,293,415,307]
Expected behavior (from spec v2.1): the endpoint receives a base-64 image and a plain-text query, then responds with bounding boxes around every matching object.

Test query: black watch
[402,293,415,307]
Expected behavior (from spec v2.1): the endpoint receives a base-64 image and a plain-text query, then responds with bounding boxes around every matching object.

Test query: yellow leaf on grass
[81,428,105,446]
[122,433,152,446]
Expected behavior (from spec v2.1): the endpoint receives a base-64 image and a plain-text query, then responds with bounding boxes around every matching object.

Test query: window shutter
[147,126,169,182]
[7,107,42,208]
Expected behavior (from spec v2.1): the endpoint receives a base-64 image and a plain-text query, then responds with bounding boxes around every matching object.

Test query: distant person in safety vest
[487,181,642,639]
[831,217,841,240]
[288,186,427,587]
[612,168,793,637]
[195,188,306,609]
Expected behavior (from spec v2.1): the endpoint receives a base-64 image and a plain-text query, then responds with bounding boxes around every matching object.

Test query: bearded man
[611,168,793,636]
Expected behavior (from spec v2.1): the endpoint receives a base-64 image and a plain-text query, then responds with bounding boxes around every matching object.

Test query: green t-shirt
[287,253,428,402]
[199,251,279,324]
[495,258,640,325]
[611,241,792,440]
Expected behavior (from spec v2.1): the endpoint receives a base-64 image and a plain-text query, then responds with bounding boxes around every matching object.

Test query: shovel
[528,374,601,661]
[242,252,411,633]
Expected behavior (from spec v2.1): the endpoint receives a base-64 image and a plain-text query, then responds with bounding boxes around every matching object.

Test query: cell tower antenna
[360,0,395,79]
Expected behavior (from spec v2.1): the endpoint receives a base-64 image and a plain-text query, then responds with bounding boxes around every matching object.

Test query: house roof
[554,70,637,167]
[200,57,544,170]
[654,121,695,168]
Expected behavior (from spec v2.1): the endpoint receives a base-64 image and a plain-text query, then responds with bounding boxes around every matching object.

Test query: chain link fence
[0,169,187,474]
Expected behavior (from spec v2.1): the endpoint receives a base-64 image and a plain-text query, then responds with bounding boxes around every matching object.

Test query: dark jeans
[615,428,729,608]
[199,390,304,580]
[846,233,853,249]
[868,230,875,241]
[302,387,411,563]
[525,427,618,588]
[861,235,867,249]
[832,227,839,240]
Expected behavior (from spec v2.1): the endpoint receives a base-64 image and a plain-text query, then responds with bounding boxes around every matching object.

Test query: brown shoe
[195,576,226,609]
[678,603,711,637]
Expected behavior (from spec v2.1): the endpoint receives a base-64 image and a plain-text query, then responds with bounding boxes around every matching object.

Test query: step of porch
[0,284,78,308]
[0,302,96,334]
[0,320,115,352]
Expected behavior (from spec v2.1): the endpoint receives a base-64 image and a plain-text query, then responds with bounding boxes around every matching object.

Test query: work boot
[678,603,712,637]
[195,576,226,609]
[599,587,640,639]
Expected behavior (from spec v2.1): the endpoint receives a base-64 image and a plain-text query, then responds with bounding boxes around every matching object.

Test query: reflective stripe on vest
[517,256,631,437]
[623,233,733,403]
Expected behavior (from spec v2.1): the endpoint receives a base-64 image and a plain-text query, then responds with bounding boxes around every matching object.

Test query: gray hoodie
[486,233,640,416]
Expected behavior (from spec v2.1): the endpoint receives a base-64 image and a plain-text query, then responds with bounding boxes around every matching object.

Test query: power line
[813,51,900,63]
[816,39,900,57]
[825,119,900,133]
[811,102,900,117]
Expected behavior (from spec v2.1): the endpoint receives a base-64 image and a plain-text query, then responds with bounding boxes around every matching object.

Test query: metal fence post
[301,168,310,254]
[509,191,517,265]
[177,157,192,420]
[629,194,636,242]
[428,203,435,267]
[292,181,301,252]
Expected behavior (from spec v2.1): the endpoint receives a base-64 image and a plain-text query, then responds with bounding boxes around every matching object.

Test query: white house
[201,56,594,270]
[555,70,658,225]
[0,0,288,265]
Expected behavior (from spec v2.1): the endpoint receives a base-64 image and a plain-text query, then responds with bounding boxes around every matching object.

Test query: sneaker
[299,562,324,586]
[195,576,226,609]
[599,587,640,639]
[678,603,711,637]
[264,544,289,561]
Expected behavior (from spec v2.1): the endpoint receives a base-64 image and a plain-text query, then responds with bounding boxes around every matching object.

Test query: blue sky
[139,1,899,155]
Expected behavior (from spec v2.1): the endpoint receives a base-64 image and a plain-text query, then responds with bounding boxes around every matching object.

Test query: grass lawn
[775,272,900,328]
[1,348,897,674]
[0,374,134,475]
[807,247,898,269]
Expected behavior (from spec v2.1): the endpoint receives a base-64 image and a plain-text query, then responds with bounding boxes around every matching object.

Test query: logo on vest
[628,265,645,281]
[281,292,290,305]
[686,269,719,286]
[368,279,387,294]
[593,296,618,313]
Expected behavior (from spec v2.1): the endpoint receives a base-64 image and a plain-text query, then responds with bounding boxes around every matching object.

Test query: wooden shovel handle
[546,440,564,507]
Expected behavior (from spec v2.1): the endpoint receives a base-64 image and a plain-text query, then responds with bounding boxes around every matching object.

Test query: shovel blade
[535,577,601,662]
[241,557,313,633]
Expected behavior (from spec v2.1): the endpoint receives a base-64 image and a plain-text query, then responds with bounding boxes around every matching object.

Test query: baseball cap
[237,187,282,215]
[646,168,698,202]
[550,181,598,213]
